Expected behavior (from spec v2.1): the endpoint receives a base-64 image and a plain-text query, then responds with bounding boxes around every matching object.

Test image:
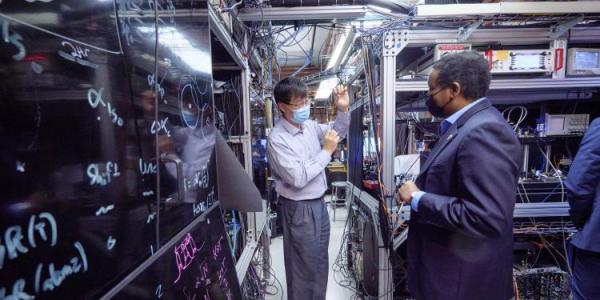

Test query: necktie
[440,120,451,135]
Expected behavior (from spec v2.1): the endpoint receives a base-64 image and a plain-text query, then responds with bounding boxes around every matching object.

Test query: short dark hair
[433,51,491,101]
[273,77,307,105]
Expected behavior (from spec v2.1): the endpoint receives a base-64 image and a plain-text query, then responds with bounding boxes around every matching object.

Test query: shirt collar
[444,97,486,125]
[279,117,303,135]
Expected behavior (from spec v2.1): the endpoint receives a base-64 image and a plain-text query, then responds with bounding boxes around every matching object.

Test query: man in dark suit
[566,117,600,300]
[397,51,522,300]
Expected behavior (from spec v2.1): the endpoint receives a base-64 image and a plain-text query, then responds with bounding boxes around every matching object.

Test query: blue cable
[541,183,562,202]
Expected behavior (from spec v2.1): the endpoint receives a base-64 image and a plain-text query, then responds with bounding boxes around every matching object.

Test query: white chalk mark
[95,204,114,216]
[106,236,116,250]
[16,161,25,173]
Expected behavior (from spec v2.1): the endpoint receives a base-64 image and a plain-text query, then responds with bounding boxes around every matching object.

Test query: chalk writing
[178,81,204,129]
[16,161,25,173]
[33,241,88,293]
[151,117,171,137]
[106,236,116,250]
[139,159,157,175]
[1,241,88,299]
[147,64,170,103]
[147,212,156,224]
[0,279,34,300]
[87,162,120,186]
[61,41,89,59]
[155,284,163,298]
[192,202,206,217]
[0,212,57,270]
[174,233,204,284]
[211,236,223,262]
[184,167,208,191]
[2,20,26,61]
[95,204,115,216]
[87,87,124,127]
[206,190,215,208]
[211,236,233,300]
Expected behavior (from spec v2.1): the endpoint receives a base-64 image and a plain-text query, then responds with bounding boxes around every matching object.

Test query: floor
[265,195,356,300]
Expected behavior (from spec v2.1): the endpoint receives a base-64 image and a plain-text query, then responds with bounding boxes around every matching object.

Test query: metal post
[242,68,253,176]
[408,121,416,155]
[545,144,552,174]
[523,144,530,175]
[260,229,270,280]
[377,30,404,300]
[381,31,399,207]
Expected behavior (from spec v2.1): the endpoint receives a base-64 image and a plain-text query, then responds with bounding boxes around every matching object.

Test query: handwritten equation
[183,167,209,191]
[58,41,98,69]
[87,87,124,127]
[0,212,57,269]
[180,235,233,300]
[2,20,26,61]
[87,161,121,186]
[151,117,171,137]
[173,233,204,284]
[0,213,89,299]
[139,159,157,175]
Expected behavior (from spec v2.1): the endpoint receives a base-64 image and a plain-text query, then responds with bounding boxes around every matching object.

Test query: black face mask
[426,95,453,118]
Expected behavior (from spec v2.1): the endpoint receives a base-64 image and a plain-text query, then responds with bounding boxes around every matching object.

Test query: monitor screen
[575,51,600,69]
[512,54,543,70]
[548,116,566,132]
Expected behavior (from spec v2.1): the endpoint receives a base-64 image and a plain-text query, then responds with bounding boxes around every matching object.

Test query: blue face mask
[291,105,310,124]
[181,111,197,126]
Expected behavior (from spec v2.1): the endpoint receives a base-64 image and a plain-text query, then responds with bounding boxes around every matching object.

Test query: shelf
[395,26,600,48]
[513,202,570,218]
[208,5,247,69]
[519,135,584,143]
[416,1,600,18]
[396,77,600,92]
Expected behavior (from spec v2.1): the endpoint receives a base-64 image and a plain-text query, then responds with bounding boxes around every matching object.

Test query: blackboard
[0,1,220,299]
[108,205,241,300]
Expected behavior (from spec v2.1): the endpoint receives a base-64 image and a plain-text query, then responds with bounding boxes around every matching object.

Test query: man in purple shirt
[267,77,349,300]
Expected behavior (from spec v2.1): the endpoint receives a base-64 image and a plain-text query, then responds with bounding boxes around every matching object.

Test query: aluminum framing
[238,5,368,22]
[209,5,248,69]
[209,6,270,286]
[416,1,600,17]
[395,27,600,48]
[513,202,570,218]
[396,77,600,92]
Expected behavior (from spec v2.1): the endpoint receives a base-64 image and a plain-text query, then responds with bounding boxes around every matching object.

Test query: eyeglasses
[287,98,310,108]
[426,86,446,97]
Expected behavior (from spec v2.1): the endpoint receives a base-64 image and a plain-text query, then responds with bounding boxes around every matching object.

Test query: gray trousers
[278,196,330,300]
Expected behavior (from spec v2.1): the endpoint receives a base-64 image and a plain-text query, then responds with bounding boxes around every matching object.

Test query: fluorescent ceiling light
[325,30,349,70]
[315,77,340,100]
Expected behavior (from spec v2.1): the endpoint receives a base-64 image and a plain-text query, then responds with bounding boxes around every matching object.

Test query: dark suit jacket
[567,118,600,253]
[408,98,522,300]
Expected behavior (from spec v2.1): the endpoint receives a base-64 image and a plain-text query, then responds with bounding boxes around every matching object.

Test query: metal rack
[396,77,600,92]
[209,5,269,284]
[373,3,600,299]
[234,2,600,297]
